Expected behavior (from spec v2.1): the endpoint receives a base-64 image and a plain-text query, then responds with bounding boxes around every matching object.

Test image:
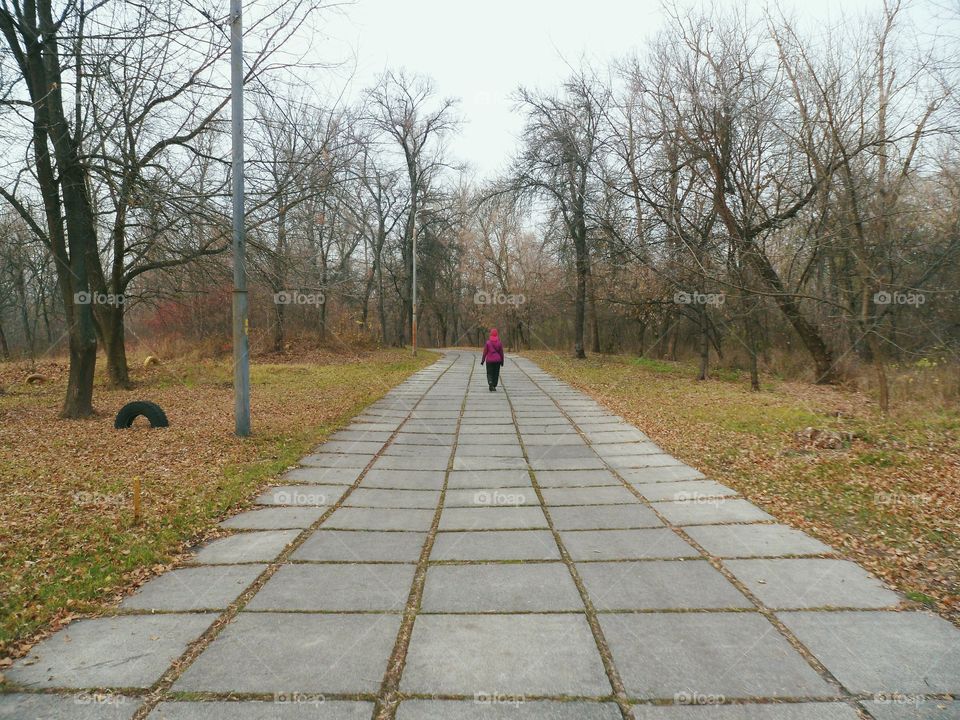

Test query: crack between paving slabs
[371,352,476,720]
[499,368,638,720]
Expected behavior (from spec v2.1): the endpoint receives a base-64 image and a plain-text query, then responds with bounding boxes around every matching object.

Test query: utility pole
[231,0,251,436]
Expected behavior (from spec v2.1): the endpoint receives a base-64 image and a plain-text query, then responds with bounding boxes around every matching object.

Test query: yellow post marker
[133,476,142,525]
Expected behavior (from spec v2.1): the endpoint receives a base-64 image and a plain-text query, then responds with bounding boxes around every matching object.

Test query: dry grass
[0,347,435,658]
[526,350,960,625]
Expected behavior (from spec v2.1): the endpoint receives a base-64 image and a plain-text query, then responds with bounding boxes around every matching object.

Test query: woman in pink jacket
[480,328,505,391]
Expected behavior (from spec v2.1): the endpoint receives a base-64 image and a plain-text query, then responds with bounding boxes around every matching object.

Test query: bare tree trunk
[274,300,286,353]
[377,261,388,345]
[697,307,710,381]
[573,223,588,359]
[636,318,647,356]
[101,305,131,389]
[588,267,600,354]
[15,265,34,356]
[869,334,890,414]
[0,317,9,359]
[745,307,761,392]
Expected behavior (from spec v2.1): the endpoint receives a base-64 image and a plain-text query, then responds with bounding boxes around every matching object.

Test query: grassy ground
[525,351,960,625]
[0,347,436,658]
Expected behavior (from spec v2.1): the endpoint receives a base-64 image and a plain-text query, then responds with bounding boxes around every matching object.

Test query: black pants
[485,361,502,389]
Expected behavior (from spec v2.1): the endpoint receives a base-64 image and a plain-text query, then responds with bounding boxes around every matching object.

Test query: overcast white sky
[310,0,924,180]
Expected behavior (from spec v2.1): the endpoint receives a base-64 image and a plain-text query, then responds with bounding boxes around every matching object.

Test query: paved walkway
[2,350,958,719]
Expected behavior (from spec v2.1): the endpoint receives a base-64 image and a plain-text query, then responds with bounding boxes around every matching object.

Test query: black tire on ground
[114,400,169,429]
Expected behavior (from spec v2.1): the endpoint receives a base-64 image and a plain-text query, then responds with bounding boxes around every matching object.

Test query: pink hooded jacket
[482,329,504,364]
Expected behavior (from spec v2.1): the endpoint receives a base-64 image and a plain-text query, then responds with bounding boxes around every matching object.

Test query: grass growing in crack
[525,351,960,626]
[0,349,436,657]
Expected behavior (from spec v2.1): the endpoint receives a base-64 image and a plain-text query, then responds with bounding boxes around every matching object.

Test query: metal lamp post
[231,0,251,437]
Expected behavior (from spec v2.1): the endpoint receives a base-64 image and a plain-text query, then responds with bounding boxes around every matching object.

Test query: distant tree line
[1,0,958,416]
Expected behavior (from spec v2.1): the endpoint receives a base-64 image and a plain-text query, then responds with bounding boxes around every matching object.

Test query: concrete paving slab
[561,528,699,560]
[653,498,774,525]
[301,453,372,469]
[149,700,373,719]
[522,434,588,446]
[324,507,435,531]
[314,440,385,455]
[292,530,425,562]
[453,456,529,471]
[577,560,751,610]
[684,524,834,558]
[282,467,363,484]
[246,563,415,611]
[592,442,663,456]
[861,701,960,720]
[444,487,535,507]
[392,432,455,445]
[0,693,138,719]
[421,563,583,612]
[528,456,607,471]
[600,612,835,699]
[331,429,394,442]
[535,469,620,487]
[395,700,622,719]
[447,469,532,488]
[456,445,525,457]
[381,443,452,457]
[345,488,440,509]
[726,559,900,609]
[173,613,400,694]
[373,455,450,471]
[438,506,548,530]
[620,466,706,483]
[458,433,523,445]
[362,469,445,489]
[549,504,663,530]
[255,485,343,506]
[585,430,650,443]
[778,611,960,694]
[635,480,738,502]
[220,506,327,530]
[604,454,684,469]
[400,614,611,696]
[122,564,266,611]
[525,445,599,460]
[629,705,860,719]
[188,530,300,564]
[431,530,561,561]
[7,614,215,689]
[541,486,639,505]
